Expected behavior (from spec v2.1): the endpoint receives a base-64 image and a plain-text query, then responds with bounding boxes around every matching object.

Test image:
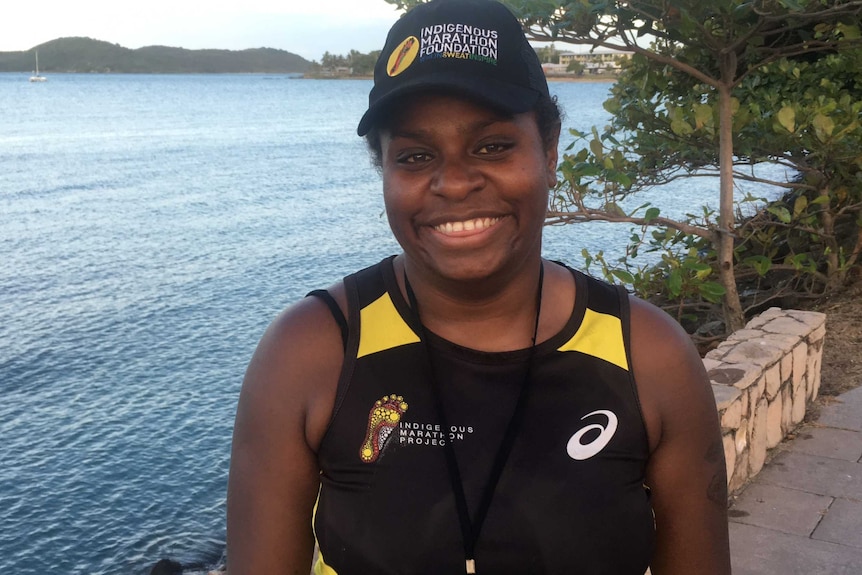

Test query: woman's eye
[397,152,433,164]
[477,142,512,155]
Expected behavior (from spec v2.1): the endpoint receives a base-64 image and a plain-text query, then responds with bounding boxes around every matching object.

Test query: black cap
[357,0,550,136]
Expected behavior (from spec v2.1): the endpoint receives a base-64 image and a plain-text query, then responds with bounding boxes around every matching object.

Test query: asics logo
[566,410,618,461]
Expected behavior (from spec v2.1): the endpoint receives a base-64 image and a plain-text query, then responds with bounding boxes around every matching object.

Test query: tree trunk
[820,188,838,276]
[818,186,845,290]
[717,71,745,332]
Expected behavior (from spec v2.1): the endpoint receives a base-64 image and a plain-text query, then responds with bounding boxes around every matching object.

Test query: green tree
[510,0,862,331]
[566,59,586,75]
[555,40,862,325]
[320,51,346,70]
[311,49,380,76]
[535,43,560,63]
[348,49,380,75]
[733,48,862,290]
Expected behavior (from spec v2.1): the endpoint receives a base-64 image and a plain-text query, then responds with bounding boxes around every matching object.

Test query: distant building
[541,63,569,76]
[318,66,354,77]
[559,49,632,74]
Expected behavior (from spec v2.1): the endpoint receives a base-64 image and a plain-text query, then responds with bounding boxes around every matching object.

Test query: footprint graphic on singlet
[360,395,408,463]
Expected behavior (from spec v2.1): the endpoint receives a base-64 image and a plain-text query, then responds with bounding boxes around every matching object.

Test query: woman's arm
[226,296,343,575]
[629,296,731,575]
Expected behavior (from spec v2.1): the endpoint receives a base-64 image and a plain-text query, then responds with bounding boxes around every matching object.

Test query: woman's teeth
[435,217,500,234]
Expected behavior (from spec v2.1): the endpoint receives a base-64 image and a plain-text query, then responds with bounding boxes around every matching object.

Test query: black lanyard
[404,264,544,574]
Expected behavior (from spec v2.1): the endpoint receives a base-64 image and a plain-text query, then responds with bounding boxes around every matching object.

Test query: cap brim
[356,73,541,136]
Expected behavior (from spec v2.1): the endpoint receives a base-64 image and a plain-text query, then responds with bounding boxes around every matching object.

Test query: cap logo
[419,23,498,65]
[387,36,419,77]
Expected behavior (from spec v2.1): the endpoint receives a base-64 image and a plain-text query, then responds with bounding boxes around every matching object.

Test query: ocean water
[0,73,782,574]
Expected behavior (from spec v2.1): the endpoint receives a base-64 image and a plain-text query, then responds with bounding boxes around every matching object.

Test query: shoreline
[547,75,617,83]
[301,74,618,83]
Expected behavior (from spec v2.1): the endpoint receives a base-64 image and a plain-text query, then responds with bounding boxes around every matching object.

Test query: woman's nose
[429,157,484,200]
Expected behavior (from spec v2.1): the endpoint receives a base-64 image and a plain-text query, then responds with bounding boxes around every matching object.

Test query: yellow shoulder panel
[557,308,629,371]
[357,293,420,358]
[313,550,339,575]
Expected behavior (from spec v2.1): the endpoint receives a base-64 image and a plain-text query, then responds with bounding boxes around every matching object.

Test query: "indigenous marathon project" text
[399,421,475,447]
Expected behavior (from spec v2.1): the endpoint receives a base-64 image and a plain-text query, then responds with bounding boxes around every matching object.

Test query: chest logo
[360,395,409,463]
[566,410,618,461]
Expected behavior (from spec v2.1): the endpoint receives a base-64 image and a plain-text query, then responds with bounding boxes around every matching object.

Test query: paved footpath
[729,384,862,574]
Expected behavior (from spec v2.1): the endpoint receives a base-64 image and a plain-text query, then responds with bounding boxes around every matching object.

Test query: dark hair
[363,93,563,171]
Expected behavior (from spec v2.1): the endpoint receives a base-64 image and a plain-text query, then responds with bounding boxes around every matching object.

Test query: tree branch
[524,26,722,88]
[545,209,712,238]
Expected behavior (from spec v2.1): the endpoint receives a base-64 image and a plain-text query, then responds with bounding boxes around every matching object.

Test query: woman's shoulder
[242,279,347,450]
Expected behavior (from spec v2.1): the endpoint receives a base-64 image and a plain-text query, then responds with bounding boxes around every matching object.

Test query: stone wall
[705,307,827,493]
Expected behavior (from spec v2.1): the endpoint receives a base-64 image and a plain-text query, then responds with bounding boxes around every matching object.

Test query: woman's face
[379,93,558,286]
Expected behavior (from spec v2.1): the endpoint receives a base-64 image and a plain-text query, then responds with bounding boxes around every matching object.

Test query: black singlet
[310,257,654,574]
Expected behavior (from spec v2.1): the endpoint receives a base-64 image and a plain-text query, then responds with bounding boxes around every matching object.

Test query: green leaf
[743,255,772,276]
[602,99,621,114]
[668,269,682,297]
[812,113,835,142]
[688,262,712,280]
[670,118,693,136]
[777,106,795,133]
[787,253,811,271]
[571,148,590,162]
[730,97,740,115]
[767,205,792,223]
[611,269,635,284]
[644,207,660,223]
[615,172,633,189]
[589,138,604,161]
[574,164,602,177]
[604,202,626,217]
[793,195,808,218]
[837,23,861,40]
[693,103,713,129]
[698,282,726,303]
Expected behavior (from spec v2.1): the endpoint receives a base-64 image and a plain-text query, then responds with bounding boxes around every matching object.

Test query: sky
[0,0,403,61]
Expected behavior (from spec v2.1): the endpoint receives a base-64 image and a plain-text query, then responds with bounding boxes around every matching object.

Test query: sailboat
[29,50,47,82]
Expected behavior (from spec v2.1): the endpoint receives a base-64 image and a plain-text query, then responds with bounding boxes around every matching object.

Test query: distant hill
[0,37,312,74]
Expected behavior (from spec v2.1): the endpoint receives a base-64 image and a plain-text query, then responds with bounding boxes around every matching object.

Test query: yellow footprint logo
[360,395,408,463]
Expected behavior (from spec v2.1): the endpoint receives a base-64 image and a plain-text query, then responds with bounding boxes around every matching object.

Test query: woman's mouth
[433,217,501,235]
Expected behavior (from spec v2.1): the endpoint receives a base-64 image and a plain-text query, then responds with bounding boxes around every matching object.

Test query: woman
[226,1,731,573]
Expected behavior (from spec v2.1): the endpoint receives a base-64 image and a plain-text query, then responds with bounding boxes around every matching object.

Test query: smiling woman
[225,1,731,574]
